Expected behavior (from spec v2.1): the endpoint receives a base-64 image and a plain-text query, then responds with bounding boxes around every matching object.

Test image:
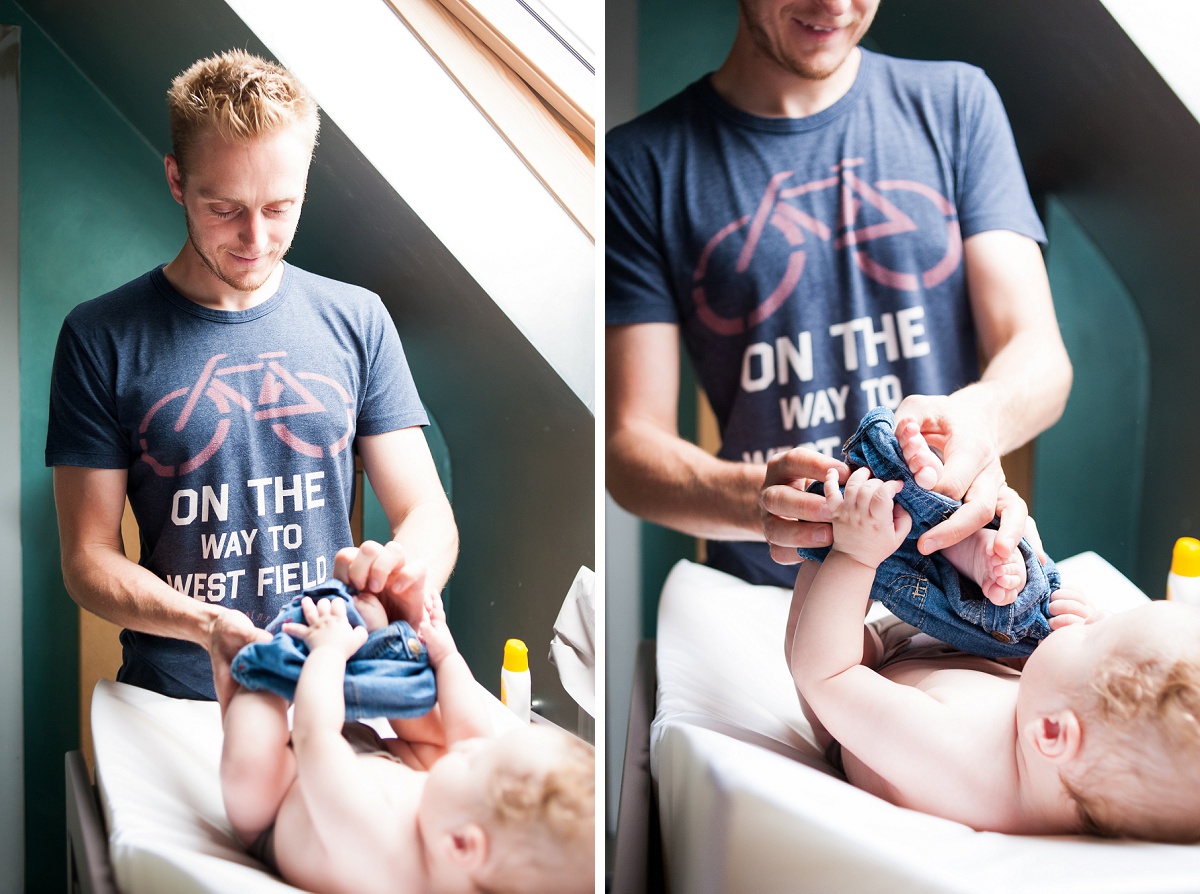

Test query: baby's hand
[825,466,912,569]
[1047,585,1104,630]
[283,596,368,658]
[417,591,459,668]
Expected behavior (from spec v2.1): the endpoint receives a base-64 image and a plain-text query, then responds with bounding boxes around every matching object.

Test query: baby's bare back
[273,753,427,894]
[841,654,1033,832]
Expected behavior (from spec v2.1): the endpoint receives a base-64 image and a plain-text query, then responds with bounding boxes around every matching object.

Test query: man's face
[737,0,880,81]
[170,123,313,294]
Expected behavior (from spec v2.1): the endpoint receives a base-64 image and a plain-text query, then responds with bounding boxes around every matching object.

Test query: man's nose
[240,212,268,251]
[816,0,852,17]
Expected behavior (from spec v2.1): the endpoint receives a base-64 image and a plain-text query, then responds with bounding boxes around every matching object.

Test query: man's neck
[162,242,284,312]
[711,41,862,119]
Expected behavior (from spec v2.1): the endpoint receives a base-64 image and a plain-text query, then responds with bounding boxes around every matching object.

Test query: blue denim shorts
[231,580,436,719]
[797,407,1057,658]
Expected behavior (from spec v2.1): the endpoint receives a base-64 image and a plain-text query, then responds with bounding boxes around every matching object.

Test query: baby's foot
[896,420,944,490]
[942,527,1027,606]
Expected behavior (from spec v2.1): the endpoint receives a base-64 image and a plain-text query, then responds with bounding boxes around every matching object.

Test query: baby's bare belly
[274,755,420,894]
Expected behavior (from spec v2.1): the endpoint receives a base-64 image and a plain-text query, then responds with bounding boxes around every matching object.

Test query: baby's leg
[220,686,297,846]
[941,528,1027,606]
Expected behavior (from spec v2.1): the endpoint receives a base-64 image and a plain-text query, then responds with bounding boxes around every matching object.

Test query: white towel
[548,566,595,716]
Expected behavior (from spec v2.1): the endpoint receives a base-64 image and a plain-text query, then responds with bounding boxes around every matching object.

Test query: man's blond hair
[1064,653,1200,842]
[167,49,319,178]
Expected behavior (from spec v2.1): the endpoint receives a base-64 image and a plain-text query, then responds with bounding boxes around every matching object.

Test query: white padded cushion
[93,678,518,893]
[651,554,1200,894]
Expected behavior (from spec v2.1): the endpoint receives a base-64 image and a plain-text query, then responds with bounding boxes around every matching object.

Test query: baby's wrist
[827,545,882,573]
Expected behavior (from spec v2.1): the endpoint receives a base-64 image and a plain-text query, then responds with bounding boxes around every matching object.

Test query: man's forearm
[606,421,766,541]
[62,542,221,647]
[391,500,459,594]
[971,327,1072,456]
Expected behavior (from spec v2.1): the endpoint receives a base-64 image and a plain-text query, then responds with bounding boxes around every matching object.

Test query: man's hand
[824,467,912,570]
[760,447,851,564]
[334,540,427,626]
[894,393,1007,554]
[283,596,369,658]
[208,608,272,713]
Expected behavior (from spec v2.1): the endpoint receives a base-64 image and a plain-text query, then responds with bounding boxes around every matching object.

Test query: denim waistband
[231,580,437,719]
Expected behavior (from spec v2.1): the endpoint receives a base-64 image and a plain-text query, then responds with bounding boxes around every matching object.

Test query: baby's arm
[284,598,401,860]
[790,469,964,787]
[386,592,492,766]
[790,468,910,694]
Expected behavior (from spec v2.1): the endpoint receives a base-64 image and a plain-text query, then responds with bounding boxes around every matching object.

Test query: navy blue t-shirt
[47,263,428,698]
[606,50,1045,587]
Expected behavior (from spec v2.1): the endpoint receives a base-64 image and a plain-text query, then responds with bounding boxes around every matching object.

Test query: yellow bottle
[1167,537,1200,605]
[500,638,531,723]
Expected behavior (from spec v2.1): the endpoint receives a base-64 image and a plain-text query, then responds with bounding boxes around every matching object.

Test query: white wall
[225,0,596,414]
[0,23,25,894]
[604,0,642,840]
[1102,0,1200,123]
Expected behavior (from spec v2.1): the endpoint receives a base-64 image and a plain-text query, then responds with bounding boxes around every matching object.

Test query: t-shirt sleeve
[45,318,130,469]
[605,131,681,326]
[356,297,429,436]
[954,69,1046,244]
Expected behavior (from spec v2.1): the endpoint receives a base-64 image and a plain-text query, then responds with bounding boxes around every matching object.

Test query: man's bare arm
[606,322,766,540]
[55,465,267,708]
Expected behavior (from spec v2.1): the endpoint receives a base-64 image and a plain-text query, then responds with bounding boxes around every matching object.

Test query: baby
[219,590,594,894]
[788,462,1200,841]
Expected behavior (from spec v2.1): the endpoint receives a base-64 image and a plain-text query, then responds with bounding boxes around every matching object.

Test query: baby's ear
[1025,710,1082,764]
[446,823,489,871]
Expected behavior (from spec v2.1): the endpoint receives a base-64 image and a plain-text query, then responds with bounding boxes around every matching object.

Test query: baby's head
[420,724,595,893]
[1019,600,1200,842]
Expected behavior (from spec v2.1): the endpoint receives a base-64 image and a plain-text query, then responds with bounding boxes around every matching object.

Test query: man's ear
[164,154,184,205]
[446,823,488,871]
[1025,710,1082,764]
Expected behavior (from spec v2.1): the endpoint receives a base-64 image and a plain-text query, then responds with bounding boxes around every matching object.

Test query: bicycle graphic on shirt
[138,352,354,477]
[692,158,961,336]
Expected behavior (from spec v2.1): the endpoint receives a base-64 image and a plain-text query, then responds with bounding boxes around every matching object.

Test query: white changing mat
[92,678,519,893]
[651,554,1200,894]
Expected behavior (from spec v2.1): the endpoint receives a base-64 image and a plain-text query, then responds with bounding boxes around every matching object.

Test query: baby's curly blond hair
[1063,652,1200,842]
[166,49,319,179]
[480,729,594,894]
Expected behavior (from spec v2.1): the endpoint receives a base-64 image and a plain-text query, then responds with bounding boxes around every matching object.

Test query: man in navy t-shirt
[46,51,459,704]
[606,0,1072,589]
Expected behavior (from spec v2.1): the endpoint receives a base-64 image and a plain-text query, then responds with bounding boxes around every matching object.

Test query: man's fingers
[917,500,993,554]
[761,483,835,527]
[763,447,849,489]
[992,488,1029,560]
[764,517,833,553]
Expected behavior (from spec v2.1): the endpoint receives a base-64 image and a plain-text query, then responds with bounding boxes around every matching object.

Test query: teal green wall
[638,0,735,112]
[9,3,186,889]
[1037,197,1150,579]
[634,1,735,628]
